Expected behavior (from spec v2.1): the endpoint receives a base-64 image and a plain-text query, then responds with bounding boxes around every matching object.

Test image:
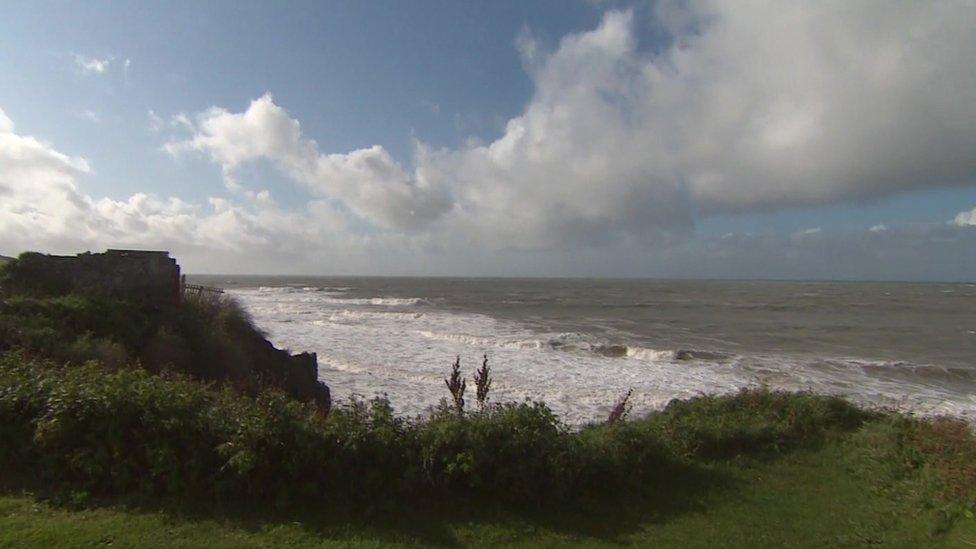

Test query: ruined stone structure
[5,249,181,306]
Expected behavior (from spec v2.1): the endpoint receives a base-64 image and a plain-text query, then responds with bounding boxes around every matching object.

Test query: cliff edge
[0,250,330,412]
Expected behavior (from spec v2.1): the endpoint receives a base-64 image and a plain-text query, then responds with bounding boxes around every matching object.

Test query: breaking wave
[227,284,976,426]
[416,330,729,363]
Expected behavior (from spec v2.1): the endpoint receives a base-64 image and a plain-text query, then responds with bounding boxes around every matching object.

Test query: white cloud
[790,227,823,242]
[0,108,13,133]
[869,224,888,232]
[165,94,452,230]
[164,3,976,249]
[0,108,383,270]
[7,2,976,276]
[951,206,976,226]
[73,54,113,75]
[3,100,976,278]
[77,110,101,123]
[149,110,195,133]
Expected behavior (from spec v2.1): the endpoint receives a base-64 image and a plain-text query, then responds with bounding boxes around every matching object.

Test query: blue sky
[1,1,595,201]
[1,1,975,279]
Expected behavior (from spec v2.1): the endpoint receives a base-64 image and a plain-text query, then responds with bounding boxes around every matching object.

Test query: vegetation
[1,252,975,546]
[0,253,329,409]
[1,351,975,546]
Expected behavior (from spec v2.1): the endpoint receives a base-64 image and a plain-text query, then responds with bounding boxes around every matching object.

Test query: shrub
[0,353,678,506]
[5,352,967,516]
[321,396,419,504]
[651,388,872,459]
[847,415,976,515]
[0,291,329,410]
[418,401,569,501]
[0,353,329,502]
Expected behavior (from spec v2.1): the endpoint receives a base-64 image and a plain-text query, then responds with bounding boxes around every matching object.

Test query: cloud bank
[3,2,976,277]
[165,2,976,250]
[0,106,372,269]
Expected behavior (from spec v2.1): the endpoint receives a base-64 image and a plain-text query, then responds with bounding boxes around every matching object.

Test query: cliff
[0,250,330,412]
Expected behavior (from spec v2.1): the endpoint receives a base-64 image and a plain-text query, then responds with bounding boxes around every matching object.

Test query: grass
[2,438,975,547]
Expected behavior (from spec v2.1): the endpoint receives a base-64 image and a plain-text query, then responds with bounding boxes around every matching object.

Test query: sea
[190,276,976,426]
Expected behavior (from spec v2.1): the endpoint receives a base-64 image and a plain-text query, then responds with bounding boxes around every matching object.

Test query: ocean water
[191,276,976,426]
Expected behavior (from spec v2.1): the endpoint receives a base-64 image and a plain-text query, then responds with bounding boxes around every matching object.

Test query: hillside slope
[0,252,330,410]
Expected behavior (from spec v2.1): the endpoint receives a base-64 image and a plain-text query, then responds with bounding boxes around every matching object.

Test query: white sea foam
[625,347,676,361]
[229,286,976,426]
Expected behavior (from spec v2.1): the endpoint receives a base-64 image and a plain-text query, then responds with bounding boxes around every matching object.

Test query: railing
[182,283,224,303]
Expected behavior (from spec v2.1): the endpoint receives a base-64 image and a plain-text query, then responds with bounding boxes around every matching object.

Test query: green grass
[2,436,975,548]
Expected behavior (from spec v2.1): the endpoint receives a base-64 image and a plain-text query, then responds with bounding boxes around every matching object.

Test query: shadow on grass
[0,459,734,546]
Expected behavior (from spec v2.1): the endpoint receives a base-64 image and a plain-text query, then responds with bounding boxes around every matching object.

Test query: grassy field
[3,436,975,548]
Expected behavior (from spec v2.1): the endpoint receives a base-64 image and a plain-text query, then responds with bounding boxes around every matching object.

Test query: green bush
[0,295,149,362]
[847,415,976,518]
[650,388,873,459]
[0,291,328,409]
[0,354,678,506]
[320,396,419,504]
[4,352,967,514]
[0,353,328,502]
[418,401,570,501]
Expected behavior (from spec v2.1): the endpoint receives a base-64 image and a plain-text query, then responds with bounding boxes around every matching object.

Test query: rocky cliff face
[229,323,331,411]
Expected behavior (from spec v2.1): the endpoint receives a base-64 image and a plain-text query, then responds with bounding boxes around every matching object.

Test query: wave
[416,330,730,363]
[322,296,426,306]
[328,309,426,323]
[248,287,426,307]
[256,285,352,293]
[849,359,976,385]
[230,287,976,426]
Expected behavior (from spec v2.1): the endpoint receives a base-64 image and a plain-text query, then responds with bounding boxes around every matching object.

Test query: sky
[1,0,975,280]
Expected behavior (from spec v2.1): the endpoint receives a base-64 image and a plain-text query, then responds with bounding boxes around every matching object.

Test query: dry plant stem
[474,353,492,409]
[445,355,466,414]
[608,388,633,425]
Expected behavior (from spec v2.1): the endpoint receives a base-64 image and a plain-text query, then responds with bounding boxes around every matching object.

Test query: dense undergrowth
[1,351,973,523]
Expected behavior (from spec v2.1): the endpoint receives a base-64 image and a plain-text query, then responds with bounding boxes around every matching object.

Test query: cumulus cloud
[452,2,976,238]
[164,3,976,248]
[7,2,976,276]
[3,99,975,278]
[951,206,976,226]
[0,107,389,271]
[165,94,452,230]
[0,108,13,133]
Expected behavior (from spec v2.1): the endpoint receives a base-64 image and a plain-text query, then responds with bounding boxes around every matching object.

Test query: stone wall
[4,249,181,306]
